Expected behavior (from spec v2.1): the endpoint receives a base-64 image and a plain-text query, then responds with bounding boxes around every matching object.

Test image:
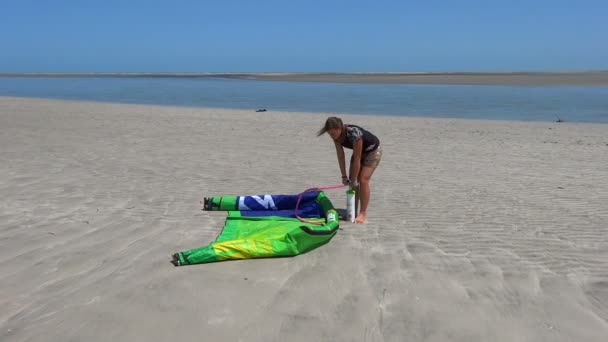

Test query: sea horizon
[3,70,608,87]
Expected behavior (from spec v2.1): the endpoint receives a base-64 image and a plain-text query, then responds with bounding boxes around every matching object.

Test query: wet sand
[225,71,608,86]
[3,71,608,86]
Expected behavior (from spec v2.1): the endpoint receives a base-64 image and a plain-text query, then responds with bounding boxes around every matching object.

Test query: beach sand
[1,96,607,341]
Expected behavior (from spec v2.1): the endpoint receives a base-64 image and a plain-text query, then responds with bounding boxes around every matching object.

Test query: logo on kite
[238,195,277,210]
[327,211,337,222]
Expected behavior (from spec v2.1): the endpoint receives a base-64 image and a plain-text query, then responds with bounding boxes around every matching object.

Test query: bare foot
[355,213,366,224]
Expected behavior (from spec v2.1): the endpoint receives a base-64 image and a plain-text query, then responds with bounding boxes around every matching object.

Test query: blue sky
[1,0,607,72]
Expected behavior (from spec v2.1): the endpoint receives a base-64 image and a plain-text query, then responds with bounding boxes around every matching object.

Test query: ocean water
[1,76,607,123]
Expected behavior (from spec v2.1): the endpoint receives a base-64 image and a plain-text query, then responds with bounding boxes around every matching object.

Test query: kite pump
[346,185,356,223]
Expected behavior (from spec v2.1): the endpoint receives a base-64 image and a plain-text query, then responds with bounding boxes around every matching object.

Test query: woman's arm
[349,138,363,183]
[334,141,347,180]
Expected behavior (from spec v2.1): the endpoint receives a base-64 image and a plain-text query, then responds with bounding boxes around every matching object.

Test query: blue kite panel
[236,191,322,218]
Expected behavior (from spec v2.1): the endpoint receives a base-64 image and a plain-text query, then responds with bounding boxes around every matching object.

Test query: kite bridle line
[295,183,348,225]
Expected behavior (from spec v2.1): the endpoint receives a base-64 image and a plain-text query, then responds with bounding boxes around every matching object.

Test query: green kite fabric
[172,191,339,265]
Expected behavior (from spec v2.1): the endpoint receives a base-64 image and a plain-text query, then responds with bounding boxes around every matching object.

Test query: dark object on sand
[256,109,267,112]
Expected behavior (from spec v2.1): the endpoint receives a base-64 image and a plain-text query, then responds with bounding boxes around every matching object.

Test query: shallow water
[1,76,607,123]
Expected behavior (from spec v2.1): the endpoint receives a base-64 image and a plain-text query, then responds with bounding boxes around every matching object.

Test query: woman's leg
[355,166,377,223]
[353,146,382,223]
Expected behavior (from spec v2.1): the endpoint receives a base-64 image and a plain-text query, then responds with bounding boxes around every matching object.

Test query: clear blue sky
[1,0,607,72]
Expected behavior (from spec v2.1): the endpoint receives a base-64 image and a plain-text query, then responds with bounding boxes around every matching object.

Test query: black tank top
[341,125,380,152]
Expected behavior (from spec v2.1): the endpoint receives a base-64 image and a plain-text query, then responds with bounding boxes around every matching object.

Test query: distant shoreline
[2,71,608,86]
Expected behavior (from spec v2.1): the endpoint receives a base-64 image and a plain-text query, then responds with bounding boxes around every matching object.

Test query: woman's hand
[342,176,349,185]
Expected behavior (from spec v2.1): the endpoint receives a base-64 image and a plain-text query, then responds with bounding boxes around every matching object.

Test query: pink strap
[295,184,347,225]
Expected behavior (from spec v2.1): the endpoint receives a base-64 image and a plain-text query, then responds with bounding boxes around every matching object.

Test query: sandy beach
[1,96,607,341]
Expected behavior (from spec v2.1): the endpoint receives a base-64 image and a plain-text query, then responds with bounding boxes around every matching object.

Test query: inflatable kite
[172,190,339,266]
